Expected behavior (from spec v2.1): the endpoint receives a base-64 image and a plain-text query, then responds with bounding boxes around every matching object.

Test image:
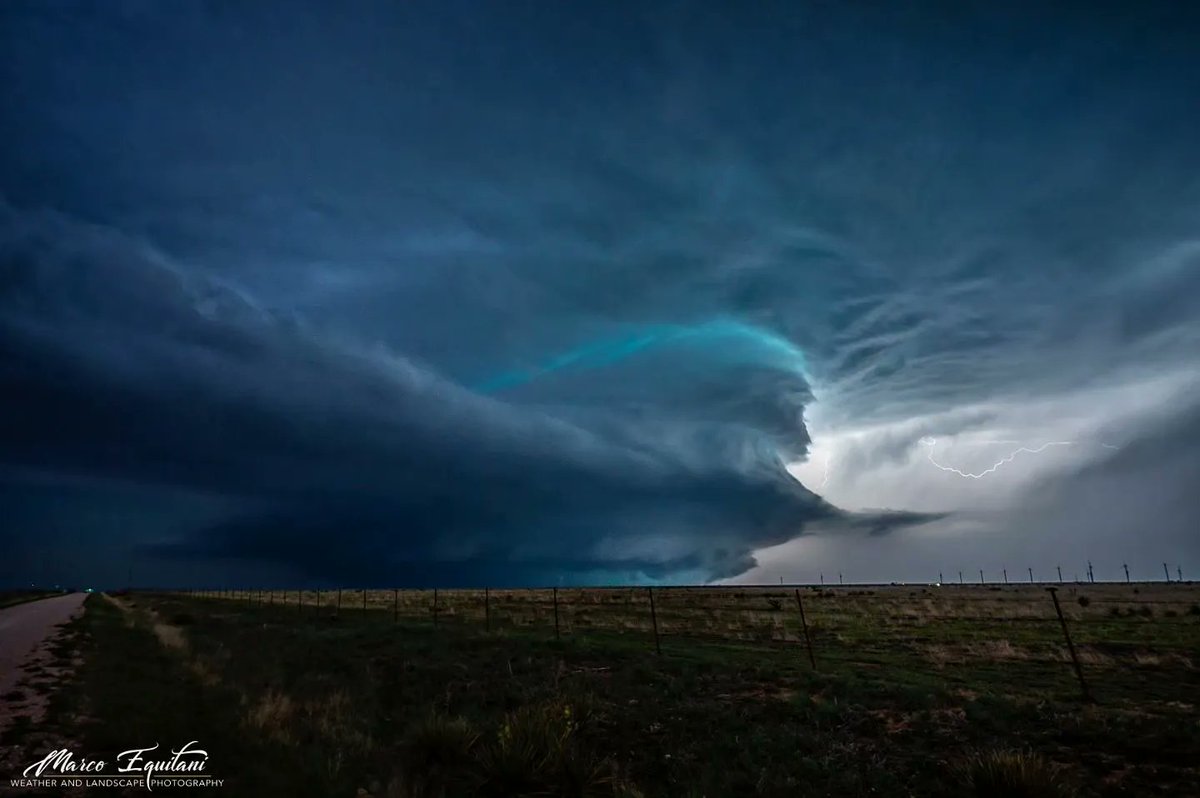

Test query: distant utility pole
[1164,562,1171,582]
[1087,561,1094,583]
[1003,568,1008,584]
[979,569,984,585]
[1123,563,1130,583]
[1028,567,1034,583]
[939,571,944,584]
[958,570,963,585]
[819,572,824,586]
[1057,565,1063,584]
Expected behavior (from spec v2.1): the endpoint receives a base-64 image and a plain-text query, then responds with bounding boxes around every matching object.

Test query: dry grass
[199,583,1200,683]
[968,640,1031,660]
[1059,647,1112,666]
[245,688,297,744]
[926,640,1032,665]
[382,701,617,798]
[151,622,187,651]
[951,748,1072,797]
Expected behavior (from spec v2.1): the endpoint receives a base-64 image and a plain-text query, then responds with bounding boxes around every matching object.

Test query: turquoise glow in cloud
[475,319,809,393]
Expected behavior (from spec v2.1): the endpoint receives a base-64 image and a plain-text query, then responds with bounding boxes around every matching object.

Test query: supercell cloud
[1,2,1198,587]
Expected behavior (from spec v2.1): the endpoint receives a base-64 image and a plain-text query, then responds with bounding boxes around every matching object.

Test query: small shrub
[952,749,1071,797]
[1076,596,1091,608]
[766,598,783,611]
[1107,607,1122,618]
[475,701,612,798]
[245,689,296,744]
[396,712,479,797]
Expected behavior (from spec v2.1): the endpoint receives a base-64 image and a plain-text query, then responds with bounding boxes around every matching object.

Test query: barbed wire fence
[154,581,1200,705]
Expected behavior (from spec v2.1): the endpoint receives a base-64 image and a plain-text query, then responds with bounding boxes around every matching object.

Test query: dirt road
[0,592,86,706]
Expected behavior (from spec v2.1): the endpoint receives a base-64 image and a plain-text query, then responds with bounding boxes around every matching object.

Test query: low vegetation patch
[19,585,1200,797]
[952,749,1071,797]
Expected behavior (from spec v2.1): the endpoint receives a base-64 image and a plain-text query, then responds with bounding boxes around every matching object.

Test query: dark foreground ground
[2,585,1197,797]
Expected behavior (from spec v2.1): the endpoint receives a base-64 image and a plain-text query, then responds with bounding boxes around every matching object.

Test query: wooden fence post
[553,587,560,642]
[794,588,816,670]
[1047,587,1094,703]
[647,587,662,656]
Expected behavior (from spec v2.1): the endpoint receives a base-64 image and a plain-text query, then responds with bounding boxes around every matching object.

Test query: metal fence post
[1046,587,1094,703]
[647,587,662,656]
[794,588,816,670]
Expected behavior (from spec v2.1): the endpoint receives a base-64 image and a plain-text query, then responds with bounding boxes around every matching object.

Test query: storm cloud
[0,201,844,584]
[1,1,1198,586]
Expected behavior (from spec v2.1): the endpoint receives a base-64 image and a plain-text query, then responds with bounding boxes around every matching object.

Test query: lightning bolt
[918,436,1078,479]
[819,452,831,489]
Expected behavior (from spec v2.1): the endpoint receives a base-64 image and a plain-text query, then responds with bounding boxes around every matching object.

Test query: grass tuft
[474,701,612,797]
[952,749,1072,797]
[394,712,479,797]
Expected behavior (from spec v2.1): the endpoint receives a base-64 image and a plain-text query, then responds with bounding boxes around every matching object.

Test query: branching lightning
[917,436,1116,479]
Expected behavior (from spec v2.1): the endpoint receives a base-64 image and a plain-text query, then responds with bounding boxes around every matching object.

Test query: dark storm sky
[2,1,1198,588]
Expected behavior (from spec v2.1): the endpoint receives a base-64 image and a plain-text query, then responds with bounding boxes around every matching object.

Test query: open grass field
[4,583,1197,797]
